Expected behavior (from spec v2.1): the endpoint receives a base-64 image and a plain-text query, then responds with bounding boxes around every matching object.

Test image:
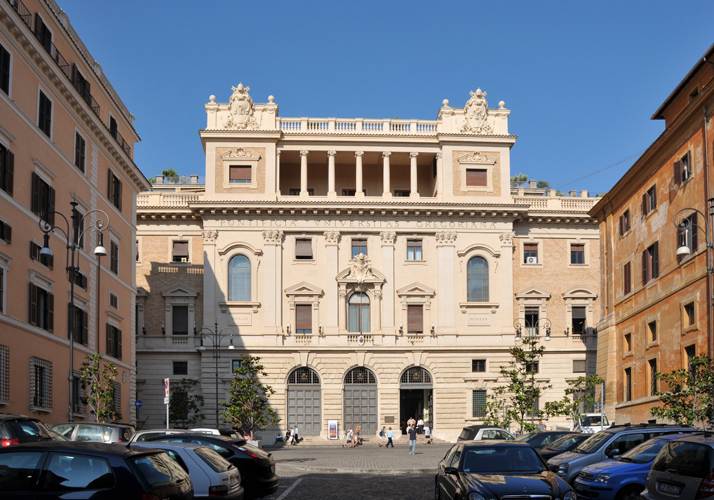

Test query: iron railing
[110,127,131,157]
[6,0,31,29]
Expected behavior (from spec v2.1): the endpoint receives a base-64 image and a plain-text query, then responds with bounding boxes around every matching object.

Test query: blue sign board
[135,400,142,408]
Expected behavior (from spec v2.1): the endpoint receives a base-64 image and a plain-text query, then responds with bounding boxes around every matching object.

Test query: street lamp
[194,321,235,428]
[39,200,109,422]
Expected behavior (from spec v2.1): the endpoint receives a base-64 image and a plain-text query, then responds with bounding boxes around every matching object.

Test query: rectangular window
[526,362,539,374]
[619,210,630,235]
[684,302,696,328]
[407,305,423,334]
[648,359,658,396]
[624,333,632,353]
[573,360,587,373]
[625,367,632,402]
[472,390,487,418]
[0,220,12,245]
[472,359,486,372]
[288,188,314,196]
[0,43,9,96]
[71,63,91,106]
[342,189,357,196]
[465,168,487,187]
[675,152,692,183]
[678,213,699,258]
[30,356,52,409]
[642,242,659,284]
[38,90,52,138]
[570,244,585,264]
[73,270,87,290]
[572,306,586,335]
[295,239,313,260]
[173,361,188,376]
[0,144,14,196]
[107,169,122,211]
[172,306,188,335]
[407,240,422,261]
[393,190,410,197]
[172,241,189,263]
[34,14,52,54]
[105,324,122,359]
[29,284,54,332]
[110,241,119,274]
[0,268,3,314]
[31,172,55,224]
[109,293,118,309]
[525,306,539,336]
[112,382,121,416]
[351,239,367,258]
[624,262,631,295]
[0,344,8,402]
[523,243,538,264]
[30,241,53,269]
[685,345,696,375]
[642,186,657,215]
[648,320,657,343]
[72,209,84,250]
[229,166,251,183]
[295,304,312,334]
[109,116,118,140]
[72,371,84,414]
[68,304,88,345]
[74,132,86,173]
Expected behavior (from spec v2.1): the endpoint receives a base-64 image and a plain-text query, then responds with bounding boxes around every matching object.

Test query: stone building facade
[136,85,600,441]
[590,44,714,424]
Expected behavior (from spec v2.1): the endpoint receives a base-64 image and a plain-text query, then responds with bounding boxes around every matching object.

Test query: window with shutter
[407,305,423,334]
[295,239,313,259]
[570,244,585,264]
[0,220,11,244]
[30,173,54,224]
[109,116,118,140]
[72,209,84,250]
[229,166,251,183]
[681,152,691,182]
[172,241,189,262]
[74,132,86,173]
[110,241,119,274]
[0,268,3,314]
[34,14,52,54]
[625,368,632,401]
[643,242,659,284]
[172,306,188,335]
[465,169,488,187]
[573,360,587,373]
[624,262,631,295]
[31,285,52,332]
[0,144,13,196]
[643,186,657,215]
[38,91,52,138]
[295,304,312,333]
[0,43,9,96]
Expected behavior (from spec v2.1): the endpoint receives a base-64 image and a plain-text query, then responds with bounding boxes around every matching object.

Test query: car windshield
[194,447,233,473]
[545,435,581,451]
[458,428,474,441]
[619,438,670,464]
[462,446,546,474]
[581,415,610,426]
[516,432,537,442]
[6,420,55,441]
[575,431,612,454]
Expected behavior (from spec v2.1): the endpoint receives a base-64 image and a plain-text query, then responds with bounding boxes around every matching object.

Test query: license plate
[657,482,681,495]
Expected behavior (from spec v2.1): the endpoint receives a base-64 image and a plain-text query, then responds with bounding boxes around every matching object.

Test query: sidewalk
[270,442,451,474]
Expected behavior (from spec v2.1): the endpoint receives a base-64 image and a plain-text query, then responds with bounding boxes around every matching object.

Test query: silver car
[132,441,244,499]
[128,428,192,443]
[51,422,136,444]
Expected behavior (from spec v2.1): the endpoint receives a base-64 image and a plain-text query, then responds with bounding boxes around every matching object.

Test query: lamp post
[195,321,235,428]
[39,201,109,422]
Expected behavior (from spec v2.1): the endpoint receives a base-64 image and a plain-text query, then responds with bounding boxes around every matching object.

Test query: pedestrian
[294,425,300,444]
[406,416,415,434]
[379,426,386,447]
[537,420,547,431]
[342,427,353,448]
[354,426,362,446]
[417,418,424,435]
[289,426,296,445]
[408,423,418,454]
[385,427,394,448]
[424,425,432,444]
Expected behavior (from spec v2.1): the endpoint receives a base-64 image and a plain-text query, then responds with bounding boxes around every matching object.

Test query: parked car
[457,425,515,441]
[145,433,278,499]
[643,433,714,500]
[0,412,56,446]
[572,413,612,433]
[131,441,244,499]
[51,422,136,444]
[189,428,243,438]
[516,430,579,449]
[574,433,692,500]
[547,424,695,485]
[0,441,193,500]
[534,433,589,461]
[128,429,195,443]
[435,440,575,500]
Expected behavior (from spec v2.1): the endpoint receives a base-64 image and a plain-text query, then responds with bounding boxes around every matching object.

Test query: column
[410,151,419,198]
[275,150,281,197]
[435,152,443,199]
[499,231,515,334]
[355,151,364,198]
[202,230,218,328]
[300,150,309,197]
[262,230,284,334]
[382,151,391,198]
[327,150,337,198]
[436,231,457,334]
[324,231,340,333]
[380,231,396,333]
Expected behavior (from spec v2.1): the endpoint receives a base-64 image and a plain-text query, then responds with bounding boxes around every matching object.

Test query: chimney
[190,175,199,184]
[155,175,164,184]
[581,190,588,198]
[529,180,538,189]
[569,190,577,197]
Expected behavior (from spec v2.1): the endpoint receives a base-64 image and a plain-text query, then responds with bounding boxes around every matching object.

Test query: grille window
[649,359,658,396]
[173,361,188,375]
[344,367,376,384]
[472,359,486,372]
[30,356,52,409]
[288,367,320,384]
[472,390,487,418]
[400,367,432,384]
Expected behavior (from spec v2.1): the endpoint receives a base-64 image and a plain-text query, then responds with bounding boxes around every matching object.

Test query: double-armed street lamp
[39,200,109,422]
[194,321,235,428]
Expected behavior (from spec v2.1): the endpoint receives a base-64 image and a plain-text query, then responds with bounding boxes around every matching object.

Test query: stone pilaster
[436,231,457,333]
[380,231,396,333]
[324,230,340,333]
[202,229,218,328]
[262,230,284,334]
[499,231,515,334]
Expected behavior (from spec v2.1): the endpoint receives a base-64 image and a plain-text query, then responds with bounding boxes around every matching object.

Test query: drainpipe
[704,104,713,363]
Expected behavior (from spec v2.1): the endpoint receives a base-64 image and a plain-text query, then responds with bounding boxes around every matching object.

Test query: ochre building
[136,85,600,441]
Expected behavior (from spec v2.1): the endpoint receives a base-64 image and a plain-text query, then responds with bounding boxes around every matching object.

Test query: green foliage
[79,353,121,423]
[510,173,528,187]
[482,337,551,433]
[162,167,179,178]
[556,190,565,196]
[221,355,280,439]
[544,374,604,422]
[536,180,550,189]
[148,177,156,184]
[167,379,205,428]
[650,355,714,428]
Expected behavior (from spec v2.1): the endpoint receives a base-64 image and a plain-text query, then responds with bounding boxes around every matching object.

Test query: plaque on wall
[384,416,395,424]
[468,314,490,326]
[229,313,252,326]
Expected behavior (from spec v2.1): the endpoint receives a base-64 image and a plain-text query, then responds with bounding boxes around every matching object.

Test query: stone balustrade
[278,117,439,135]
[137,192,204,207]
[512,195,599,212]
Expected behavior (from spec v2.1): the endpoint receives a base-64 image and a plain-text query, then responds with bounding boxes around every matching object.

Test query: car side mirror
[607,448,620,458]
[445,466,459,475]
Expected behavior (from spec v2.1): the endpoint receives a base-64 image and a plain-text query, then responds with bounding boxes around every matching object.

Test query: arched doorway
[400,367,433,434]
[343,367,377,434]
[287,367,321,436]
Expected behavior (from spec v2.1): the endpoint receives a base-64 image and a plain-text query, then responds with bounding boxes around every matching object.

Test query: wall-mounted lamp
[545,326,551,341]
[161,321,165,336]
[399,322,404,335]
[564,326,570,337]
[515,324,522,341]
[286,322,291,335]
[430,322,435,335]
[142,322,146,335]
[319,321,323,336]
[228,337,235,350]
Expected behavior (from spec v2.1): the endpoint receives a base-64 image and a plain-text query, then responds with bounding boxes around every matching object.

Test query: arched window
[467,256,489,302]
[348,293,370,333]
[228,255,251,301]
[400,367,432,385]
[288,367,320,385]
[344,367,376,384]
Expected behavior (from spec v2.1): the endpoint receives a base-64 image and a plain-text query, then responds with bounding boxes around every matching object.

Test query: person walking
[354,426,362,446]
[293,425,300,444]
[385,427,394,448]
[424,425,432,444]
[417,418,424,435]
[342,427,354,448]
[379,426,386,447]
[408,423,418,454]
[289,426,296,445]
[406,416,415,434]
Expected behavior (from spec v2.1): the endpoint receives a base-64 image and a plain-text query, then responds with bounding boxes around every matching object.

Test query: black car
[0,441,193,500]
[436,440,575,500]
[534,433,589,461]
[516,431,580,449]
[0,412,56,446]
[146,433,278,499]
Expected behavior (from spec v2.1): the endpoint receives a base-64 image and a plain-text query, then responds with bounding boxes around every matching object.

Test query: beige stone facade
[136,86,600,441]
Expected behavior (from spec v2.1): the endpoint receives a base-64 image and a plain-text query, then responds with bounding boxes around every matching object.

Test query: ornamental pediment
[162,284,199,298]
[563,286,597,300]
[397,283,435,297]
[457,152,497,165]
[284,281,324,297]
[336,255,386,284]
[220,147,262,160]
[515,286,551,300]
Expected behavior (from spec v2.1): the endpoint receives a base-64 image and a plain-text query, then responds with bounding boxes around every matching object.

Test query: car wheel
[616,486,643,500]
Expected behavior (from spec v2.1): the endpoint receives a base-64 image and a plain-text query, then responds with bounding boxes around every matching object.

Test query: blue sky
[58,1,713,194]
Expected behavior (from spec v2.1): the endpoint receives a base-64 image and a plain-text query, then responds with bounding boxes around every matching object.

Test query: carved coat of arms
[224,83,259,129]
[348,254,375,285]
[461,88,493,134]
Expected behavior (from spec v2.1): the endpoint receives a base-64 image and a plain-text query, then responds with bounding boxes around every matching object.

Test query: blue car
[573,433,693,500]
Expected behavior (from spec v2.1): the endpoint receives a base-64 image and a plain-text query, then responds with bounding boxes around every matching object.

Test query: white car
[189,428,242,438]
[131,441,243,499]
[457,425,516,441]
[127,428,190,443]
[571,413,611,434]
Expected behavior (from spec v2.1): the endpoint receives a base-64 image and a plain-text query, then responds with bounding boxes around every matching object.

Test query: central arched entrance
[400,367,433,434]
[343,367,378,434]
[287,367,321,436]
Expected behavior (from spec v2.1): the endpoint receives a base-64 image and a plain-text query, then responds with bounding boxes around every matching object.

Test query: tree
[650,355,714,427]
[483,336,551,433]
[221,355,280,439]
[167,378,205,428]
[536,180,550,189]
[510,173,528,187]
[162,167,179,179]
[545,374,604,423]
[78,353,121,423]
